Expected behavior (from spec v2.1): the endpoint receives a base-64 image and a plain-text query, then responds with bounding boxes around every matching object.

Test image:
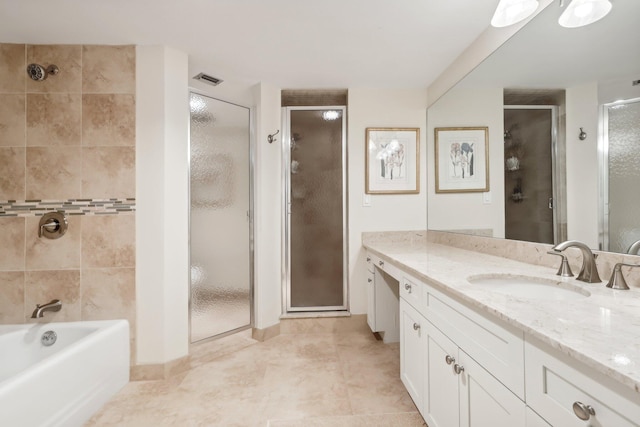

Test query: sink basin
[467,274,590,301]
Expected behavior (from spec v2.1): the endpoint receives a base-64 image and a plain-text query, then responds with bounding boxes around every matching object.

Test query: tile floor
[86,320,427,427]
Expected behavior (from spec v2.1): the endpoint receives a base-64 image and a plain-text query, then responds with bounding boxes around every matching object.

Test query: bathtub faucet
[31,299,62,318]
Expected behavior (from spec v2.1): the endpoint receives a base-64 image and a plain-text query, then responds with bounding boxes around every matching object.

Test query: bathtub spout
[31,299,62,318]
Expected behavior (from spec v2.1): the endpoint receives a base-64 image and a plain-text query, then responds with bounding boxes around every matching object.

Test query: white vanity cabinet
[366,252,400,343]
[366,255,376,331]
[399,298,425,412]
[525,338,640,427]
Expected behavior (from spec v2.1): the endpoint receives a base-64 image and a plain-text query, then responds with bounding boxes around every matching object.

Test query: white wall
[566,82,599,248]
[136,45,190,364]
[252,83,283,329]
[347,88,428,314]
[427,86,505,237]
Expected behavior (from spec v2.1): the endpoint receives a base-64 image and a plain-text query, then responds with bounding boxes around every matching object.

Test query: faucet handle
[547,251,574,277]
[606,263,640,290]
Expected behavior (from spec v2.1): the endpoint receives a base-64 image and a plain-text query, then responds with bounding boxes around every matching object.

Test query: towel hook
[267,130,280,144]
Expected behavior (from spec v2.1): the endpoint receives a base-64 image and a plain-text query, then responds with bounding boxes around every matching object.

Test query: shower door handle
[549,198,554,209]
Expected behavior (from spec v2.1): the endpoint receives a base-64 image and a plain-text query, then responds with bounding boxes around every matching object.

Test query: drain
[41,330,57,346]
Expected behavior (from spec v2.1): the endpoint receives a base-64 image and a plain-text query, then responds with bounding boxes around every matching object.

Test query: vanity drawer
[367,252,401,281]
[525,338,640,427]
[424,285,525,398]
[400,274,423,310]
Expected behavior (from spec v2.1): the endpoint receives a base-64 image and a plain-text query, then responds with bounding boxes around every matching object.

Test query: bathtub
[0,320,130,427]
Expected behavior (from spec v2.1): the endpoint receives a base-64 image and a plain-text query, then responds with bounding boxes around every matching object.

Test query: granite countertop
[363,236,640,395]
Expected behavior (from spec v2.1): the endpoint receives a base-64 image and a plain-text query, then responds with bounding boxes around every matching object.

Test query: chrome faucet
[551,240,601,283]
[606,263,640,290]
[31,299,62,318]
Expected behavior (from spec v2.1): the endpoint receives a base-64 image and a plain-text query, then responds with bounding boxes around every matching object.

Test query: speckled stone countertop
[362,231,640,395]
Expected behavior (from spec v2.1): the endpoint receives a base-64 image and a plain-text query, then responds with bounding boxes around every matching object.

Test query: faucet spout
[552,240,602,283]
[31,299,62,319]
[627,239,640,255]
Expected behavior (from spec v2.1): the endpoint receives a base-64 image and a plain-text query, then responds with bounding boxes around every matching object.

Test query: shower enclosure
[189,92,252,343]
[503,106,561,244]
[283,106,348,312]
[600,97,640,253]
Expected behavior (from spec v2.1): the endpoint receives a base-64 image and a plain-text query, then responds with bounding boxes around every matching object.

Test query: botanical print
[435,127,488,193]
[448,141,475,180]
[366,128,419,194]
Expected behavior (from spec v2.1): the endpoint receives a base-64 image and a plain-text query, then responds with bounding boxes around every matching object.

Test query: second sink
[467,274,591,301]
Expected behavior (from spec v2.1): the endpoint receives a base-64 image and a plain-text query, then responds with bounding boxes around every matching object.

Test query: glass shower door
[189,93,252,342]
[284,107,347,312]
[602,98,640,253]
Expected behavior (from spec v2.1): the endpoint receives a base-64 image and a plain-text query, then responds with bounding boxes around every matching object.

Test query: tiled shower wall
[0,44,137,362]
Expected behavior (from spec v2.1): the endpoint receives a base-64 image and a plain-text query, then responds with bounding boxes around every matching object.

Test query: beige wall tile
[81,267,135,331]
[82,94,135,146]
[26,93,81,146]
[82,215,135,268]
[81,146,135,198]
[82,45,135,94]
[24,269,81,321]
[26,146,82,199]
[0,218,25,271]
[0,147,26,199]
[0,44,25,93]
[25,215,81,270]
[26,45,81,93]
[0,94,26,146]
[0,271,25,323]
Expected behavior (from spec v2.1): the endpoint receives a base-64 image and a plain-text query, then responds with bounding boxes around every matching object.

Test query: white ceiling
[0,0,500,90]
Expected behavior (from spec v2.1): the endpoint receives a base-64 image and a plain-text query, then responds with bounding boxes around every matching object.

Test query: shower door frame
[598,96,640,252]
[503,105,562,244]
[281,106,349,313]
[187,90,255,343]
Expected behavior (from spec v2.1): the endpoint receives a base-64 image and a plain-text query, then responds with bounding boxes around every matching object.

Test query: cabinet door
[366,269,375,331]
[526,407,551,427]
[399,299,424,411]
[424,321,459,427]
[458,350,526,427]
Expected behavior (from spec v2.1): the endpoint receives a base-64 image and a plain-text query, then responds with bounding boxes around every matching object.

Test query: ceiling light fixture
[558,0,612,28]
[491,0,539,27]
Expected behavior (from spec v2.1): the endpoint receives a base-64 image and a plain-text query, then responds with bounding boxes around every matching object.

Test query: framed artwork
[365,127,420,194]
[435,127,489,193]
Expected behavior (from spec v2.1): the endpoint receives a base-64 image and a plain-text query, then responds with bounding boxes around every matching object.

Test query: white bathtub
[0,320,130,427]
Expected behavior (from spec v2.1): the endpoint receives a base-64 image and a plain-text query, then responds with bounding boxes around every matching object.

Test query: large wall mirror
[427,0,640,255]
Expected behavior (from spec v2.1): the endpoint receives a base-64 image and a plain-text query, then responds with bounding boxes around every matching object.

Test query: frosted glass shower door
[284,107,347,312]
[603,98,640,253]
[190,93,252,343]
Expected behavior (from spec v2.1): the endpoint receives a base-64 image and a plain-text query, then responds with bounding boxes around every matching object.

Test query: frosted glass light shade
[491,0,539,27]
[559,0,612,28]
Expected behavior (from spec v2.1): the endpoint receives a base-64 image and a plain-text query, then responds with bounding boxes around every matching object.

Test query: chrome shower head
[26,63,59,81]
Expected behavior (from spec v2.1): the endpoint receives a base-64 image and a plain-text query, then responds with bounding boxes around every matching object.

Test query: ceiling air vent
[193,73,223,86]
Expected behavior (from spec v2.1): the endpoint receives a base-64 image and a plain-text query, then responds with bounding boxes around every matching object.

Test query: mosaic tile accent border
[0,199,136,217]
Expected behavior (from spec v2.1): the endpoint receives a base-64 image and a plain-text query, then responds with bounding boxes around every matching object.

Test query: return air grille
[193,73,223,86]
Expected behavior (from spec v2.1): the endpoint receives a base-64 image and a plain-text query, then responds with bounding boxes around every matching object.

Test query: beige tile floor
[86,323,427,427]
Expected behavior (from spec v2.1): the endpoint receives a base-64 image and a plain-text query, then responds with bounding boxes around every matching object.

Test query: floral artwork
[366,128,419,194]
[435,127,489,193]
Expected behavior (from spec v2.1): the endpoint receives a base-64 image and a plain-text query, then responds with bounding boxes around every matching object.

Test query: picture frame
[365,127,420,194]
[434,127,489,193]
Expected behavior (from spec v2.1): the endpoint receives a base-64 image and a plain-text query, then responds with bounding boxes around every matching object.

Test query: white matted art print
[365,128,419,194]
[435,127,489,193]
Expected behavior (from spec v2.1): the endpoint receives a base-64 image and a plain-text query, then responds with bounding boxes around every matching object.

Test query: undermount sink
[467,274,590,301]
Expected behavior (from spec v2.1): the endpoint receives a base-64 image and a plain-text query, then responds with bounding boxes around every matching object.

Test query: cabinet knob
[453,364,465,374]
[366,256,371,262]
[379,260,384,267]
[445,355,455,365]
[572,401,596,421]
[413,323,420,331]
[404,283,412,293]
[367,278,372,283]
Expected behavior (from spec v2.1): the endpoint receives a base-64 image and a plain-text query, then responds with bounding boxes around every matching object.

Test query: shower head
[26,63,59,81]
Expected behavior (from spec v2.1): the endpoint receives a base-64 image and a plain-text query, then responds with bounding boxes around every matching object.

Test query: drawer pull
[413,323,420,331]
[445,355,455,365]
[367,278,372,283]
[404,283,412,293]
[572,401,596,421]
[453,364,465,374]
[366,256,371,262]
[379,260,384,267]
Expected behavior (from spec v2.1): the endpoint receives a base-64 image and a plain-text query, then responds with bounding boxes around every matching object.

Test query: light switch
[363,194,371,207]
[483,191,491,204]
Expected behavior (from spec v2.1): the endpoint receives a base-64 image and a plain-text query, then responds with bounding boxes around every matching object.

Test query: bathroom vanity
[363,231,640,427]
